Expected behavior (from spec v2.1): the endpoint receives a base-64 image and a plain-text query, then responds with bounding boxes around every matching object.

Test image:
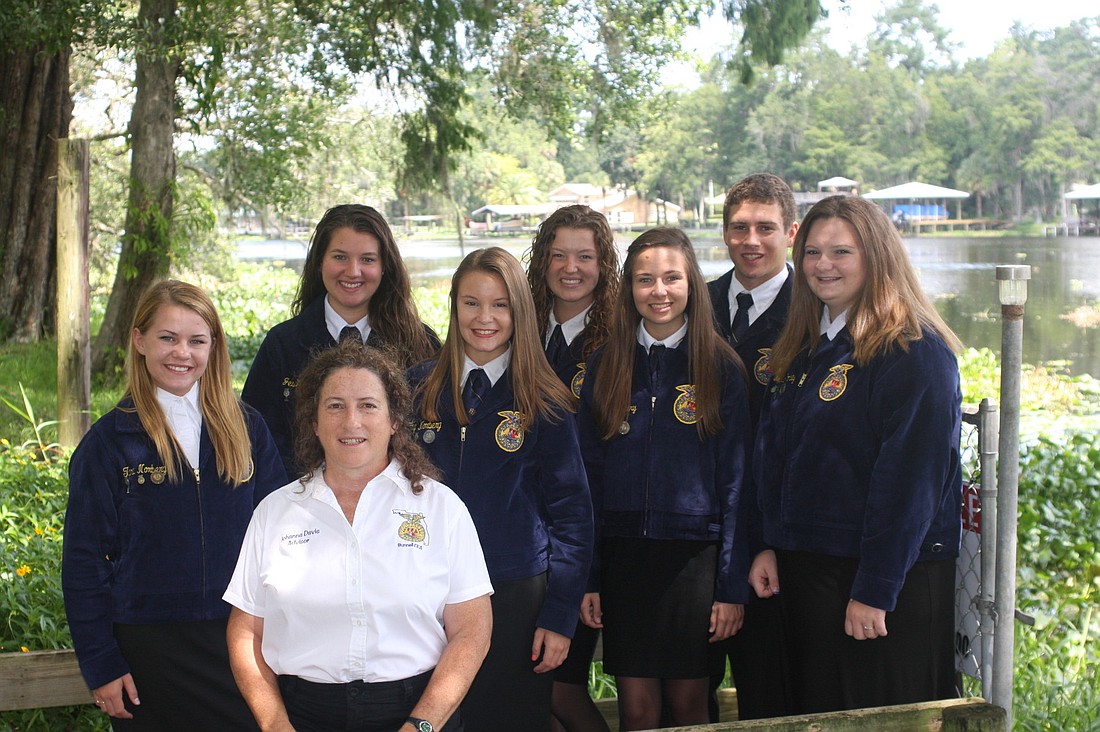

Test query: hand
[579,592,603,629]
[709,602,744,642]
[531,628,571,673]
[749,549,780,598]
[845,598,888,640]
[92,673,139,719]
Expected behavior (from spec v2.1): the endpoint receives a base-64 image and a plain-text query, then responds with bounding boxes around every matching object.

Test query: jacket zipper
[194,467,207,607]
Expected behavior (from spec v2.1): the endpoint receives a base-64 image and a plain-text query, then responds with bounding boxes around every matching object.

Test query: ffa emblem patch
[570,362,586,398]
[819,364,854,402]
[393,510,428,544]
[672,384,698,425]
[753,348,773,385]
[495,411,525,452]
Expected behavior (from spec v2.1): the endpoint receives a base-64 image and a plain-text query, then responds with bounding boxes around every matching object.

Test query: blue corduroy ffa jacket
[753,327,963,612]
[407,361,594,639]
[242,295,439,477]
[62,399,286,690]
[577,342,753,604]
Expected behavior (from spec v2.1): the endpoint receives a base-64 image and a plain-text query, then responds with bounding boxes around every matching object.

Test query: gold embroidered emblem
[753,348,772,385]
[393,510,428,544]
[570,362,586,398]
[672,384,698,425]
[819,364,854,402]
[495,411,525,452]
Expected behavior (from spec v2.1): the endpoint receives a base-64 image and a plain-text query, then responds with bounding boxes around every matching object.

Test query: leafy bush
[0,445,107,731]
[1013,432,1100,730]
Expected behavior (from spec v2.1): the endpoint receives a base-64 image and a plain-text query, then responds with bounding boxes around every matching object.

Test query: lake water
[243,232,1100,378]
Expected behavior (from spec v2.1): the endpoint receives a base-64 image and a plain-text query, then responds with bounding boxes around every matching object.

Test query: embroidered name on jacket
[673,384,697,425]
[819,364,854,401]
[393,510,429,547]
[122,463,167,486]
[495,411,525,452]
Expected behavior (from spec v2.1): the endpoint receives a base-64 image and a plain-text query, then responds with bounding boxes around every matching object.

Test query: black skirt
[600,537,718,679]
[112,618,259,731]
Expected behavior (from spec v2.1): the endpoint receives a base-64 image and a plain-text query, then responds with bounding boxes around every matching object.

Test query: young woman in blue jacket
[577,228,752,731]
[409,247,594,732]
[749,195,963,713]
[527,205,620,732]
[242,204,438,477]
[62,280,286,729]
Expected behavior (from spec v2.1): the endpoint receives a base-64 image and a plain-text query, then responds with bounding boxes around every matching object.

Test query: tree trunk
[0,44,72,343]
[92,0,180,377]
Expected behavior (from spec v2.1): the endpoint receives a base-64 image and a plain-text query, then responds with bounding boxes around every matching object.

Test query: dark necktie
[730,291,754,344]
[545,324,567,365]
[339,325,362,344]
[462,369,488,418]
[648,343,665,385]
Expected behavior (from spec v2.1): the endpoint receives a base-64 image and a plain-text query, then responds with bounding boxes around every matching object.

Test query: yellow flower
[21,646,30,653]
[16,565,31,577]
[34,526,44,536]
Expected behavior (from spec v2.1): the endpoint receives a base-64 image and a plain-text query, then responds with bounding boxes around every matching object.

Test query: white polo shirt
[223,459,493,684]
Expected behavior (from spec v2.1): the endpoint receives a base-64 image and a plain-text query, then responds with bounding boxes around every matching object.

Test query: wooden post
[56,138,92,446]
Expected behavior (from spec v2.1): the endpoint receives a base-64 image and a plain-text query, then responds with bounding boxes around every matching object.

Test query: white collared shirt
[324,296,371,343]
[727,267,788,328]
[637,318,689,351]
[223,459,493,683]
[547,304,592,348]
[819,307,850,341]
[156,383,202,468]
[461,345,512,388]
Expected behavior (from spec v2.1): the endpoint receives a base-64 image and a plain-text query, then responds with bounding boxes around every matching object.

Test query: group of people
[61,174,964,732]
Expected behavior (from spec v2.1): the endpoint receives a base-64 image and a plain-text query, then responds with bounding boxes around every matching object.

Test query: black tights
[614,677,709,731]
[551,681,610,732]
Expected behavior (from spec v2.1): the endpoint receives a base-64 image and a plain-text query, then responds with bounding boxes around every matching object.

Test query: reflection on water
[247,232,1100,378]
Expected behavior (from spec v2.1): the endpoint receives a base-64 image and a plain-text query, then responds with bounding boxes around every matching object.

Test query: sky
[677,0,1096,76]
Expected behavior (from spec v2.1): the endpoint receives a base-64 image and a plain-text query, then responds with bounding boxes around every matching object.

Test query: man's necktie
[731,291,754,344]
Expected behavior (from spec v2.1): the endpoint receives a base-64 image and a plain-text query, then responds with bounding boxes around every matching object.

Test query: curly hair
[525,205,620,359]
[722,172,797,232]
[293,339,440,494]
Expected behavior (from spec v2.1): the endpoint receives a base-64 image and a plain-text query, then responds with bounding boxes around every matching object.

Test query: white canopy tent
[817,176,859,190]
[863,181,970,220]
[1064,183,1100,200]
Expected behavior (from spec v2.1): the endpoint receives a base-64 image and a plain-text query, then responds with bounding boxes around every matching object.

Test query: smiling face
[132,303,212,397]
[631,246,690,341]
[724,200,797,289]
[546,226,600,322]
[313,367,396,480]
[456,270,513,365]
[320,227,384,323]
[802,217,867,319]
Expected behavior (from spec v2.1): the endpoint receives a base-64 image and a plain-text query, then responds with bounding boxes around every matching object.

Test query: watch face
[415,722,433,732]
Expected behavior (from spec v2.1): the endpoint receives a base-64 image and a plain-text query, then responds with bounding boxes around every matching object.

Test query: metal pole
[976,397,999,702]
[992,264,1030,727]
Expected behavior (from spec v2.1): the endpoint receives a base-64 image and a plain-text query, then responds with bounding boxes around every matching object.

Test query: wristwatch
[406,717,433,732]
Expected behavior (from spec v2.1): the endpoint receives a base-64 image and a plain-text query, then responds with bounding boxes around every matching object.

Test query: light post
[991,264,1030,726]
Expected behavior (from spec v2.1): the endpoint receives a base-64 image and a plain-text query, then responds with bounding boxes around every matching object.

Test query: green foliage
[1014,432,1100,730]
[0,445,108,731]
[957,347,1100,416]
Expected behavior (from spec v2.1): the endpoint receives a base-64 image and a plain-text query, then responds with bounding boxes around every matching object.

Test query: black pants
[461,572,552,732]
[776,550,958,714]
[112,619,259,731]
[278,669,461,732]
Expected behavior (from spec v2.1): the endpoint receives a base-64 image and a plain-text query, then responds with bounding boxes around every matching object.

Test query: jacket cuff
[536,596,581,639]
[850,568,904,612]
[78,646,131,692]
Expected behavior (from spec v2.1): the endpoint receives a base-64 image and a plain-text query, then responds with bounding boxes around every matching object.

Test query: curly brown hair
[293,339,440,494]
[525,205,620,359]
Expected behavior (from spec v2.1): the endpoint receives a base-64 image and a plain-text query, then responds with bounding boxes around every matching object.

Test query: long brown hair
[770,196,962,380]
[125,280,252,485]
[526,205,621,359]
[417,247,574,429]
[292,203,435,367]
[593,228,742,441]
[293,340,439,494]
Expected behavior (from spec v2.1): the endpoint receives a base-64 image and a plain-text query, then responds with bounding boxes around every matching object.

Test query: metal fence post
[975,398,999,701]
